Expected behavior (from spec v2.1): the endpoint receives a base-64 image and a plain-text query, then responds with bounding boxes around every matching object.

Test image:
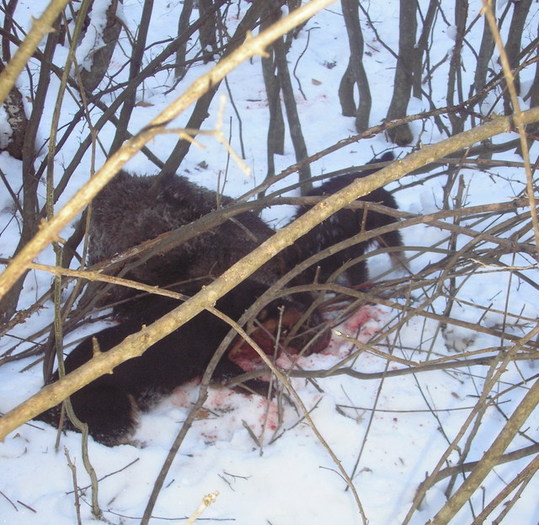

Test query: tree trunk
[261,0,286,187]
[198,0,219,62]
[503,0,532,113]
[338,0,371,133]
[0,60,27,160]
[175,0,194,79]
[471,0,496,99]
[446,0,468,135]
[79,0,122,93]
[386,0,417,146]
[413,0,438,99]
[0,24,59,322]
[274,35,311,193]
[1,0,18,63]
[108,0,154,155]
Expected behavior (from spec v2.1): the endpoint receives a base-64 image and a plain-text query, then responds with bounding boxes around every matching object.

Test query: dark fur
[38,157,403,445]
[88,171,283,309]
[289,152,403,286]
[37,280,329,446]
[87,158,402,305]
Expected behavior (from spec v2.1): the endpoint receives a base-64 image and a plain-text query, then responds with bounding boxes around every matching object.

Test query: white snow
[0,1,538,525]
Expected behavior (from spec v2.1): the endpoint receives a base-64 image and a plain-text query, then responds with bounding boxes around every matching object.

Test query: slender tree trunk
[471,0,496,99]
[262,53,285,158]
[503,0,532,113]
[0,23,60,322]
[108,0,153,155]
[447,0,468,135]
[261,0,285,188]
[175,0,194,79]
[413,0,438,99]
[521,20,539,149]
[0,60,27,160]
[274,35,311,193]
[338,0,371,133]
[525,20,539,110]
[198,0,219,62]
[338,61,356,117]
[79,0,122,93]
[1,0,18,62]
[386,0,417,146]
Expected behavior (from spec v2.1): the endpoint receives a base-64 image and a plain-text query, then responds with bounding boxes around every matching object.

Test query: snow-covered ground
[1,1,538,524]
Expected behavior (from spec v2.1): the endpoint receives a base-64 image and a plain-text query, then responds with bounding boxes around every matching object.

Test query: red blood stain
[167,303,389,442]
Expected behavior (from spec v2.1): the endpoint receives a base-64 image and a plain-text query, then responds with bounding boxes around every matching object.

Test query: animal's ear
[257,300,291,324]
[378,151,395,163]
[255,305,305,338]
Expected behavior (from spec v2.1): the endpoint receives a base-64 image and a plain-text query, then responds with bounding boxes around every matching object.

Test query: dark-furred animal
[37,280,329,446]
[289,152,403,286]
[88,159,402,306]
[88,171,284,309]
[39,157,403,446]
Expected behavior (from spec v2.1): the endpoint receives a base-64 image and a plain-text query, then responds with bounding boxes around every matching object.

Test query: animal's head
[228,295,331,367]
